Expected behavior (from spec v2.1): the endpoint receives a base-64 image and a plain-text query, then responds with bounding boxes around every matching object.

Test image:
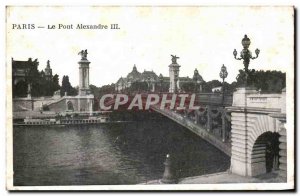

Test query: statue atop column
[171,55,179,64]
[78,49,88,60]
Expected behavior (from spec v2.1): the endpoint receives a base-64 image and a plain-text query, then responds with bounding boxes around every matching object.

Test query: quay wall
[13,95,94,114]
[13,97,57,112]
[13,99,33,111]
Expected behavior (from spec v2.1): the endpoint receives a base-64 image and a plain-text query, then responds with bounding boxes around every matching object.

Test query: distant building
[115,65,160,92]
[212,86,222,93]
[12,58,56,98]
[115,62,204,93]
[12,58,36,85]
[12,58,53,85]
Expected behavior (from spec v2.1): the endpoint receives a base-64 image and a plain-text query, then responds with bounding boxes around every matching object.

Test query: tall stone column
[78,49,91,96]
[169,55,180,93]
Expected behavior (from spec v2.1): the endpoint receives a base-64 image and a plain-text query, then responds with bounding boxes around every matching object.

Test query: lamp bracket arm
[234,57,242,60]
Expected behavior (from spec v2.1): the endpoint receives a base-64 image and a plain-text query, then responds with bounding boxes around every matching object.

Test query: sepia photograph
[6,6,294,191]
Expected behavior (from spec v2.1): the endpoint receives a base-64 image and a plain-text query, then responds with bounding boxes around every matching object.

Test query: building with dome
[115,62,204,93]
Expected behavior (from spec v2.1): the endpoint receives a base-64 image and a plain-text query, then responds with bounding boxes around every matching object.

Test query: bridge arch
[67,101,74,111]
[250,131,279,176]
[230,112,283,177]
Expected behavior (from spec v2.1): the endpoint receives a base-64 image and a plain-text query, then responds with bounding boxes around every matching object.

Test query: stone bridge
[146,89,287,179]
[102,92,233,156]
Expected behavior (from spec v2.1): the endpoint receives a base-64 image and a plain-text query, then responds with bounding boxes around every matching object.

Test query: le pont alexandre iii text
[12,23,120,30]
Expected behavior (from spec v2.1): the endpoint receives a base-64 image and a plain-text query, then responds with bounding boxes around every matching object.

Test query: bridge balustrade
[152,104,232,144]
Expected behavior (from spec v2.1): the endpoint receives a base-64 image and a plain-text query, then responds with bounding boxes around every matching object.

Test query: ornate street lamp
[233,35,260,74]
[219,64,228,105]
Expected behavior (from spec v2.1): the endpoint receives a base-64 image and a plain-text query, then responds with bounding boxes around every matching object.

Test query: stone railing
[197,93,233,106]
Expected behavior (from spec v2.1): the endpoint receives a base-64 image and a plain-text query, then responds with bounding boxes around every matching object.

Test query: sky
[6,6,294,87]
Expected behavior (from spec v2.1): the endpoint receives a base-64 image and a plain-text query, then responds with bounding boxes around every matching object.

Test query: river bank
[142,171,284,185]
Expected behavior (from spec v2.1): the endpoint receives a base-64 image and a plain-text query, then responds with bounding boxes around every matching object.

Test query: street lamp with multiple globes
[233,34,260,74]
[219,64,228,105]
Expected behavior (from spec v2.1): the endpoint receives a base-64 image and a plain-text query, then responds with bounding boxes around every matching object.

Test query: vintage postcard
[6,6,294,191]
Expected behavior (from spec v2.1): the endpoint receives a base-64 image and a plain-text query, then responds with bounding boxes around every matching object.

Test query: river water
[13,113,230,186]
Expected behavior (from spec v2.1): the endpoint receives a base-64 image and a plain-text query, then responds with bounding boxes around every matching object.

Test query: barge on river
[15,111,113,126]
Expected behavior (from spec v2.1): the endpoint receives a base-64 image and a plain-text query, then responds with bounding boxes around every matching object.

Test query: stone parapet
[232,87,286,113]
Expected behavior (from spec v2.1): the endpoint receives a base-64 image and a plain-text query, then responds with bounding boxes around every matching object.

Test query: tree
[61,75,77,96]
[159,81,169,92]
[129,81,148,92]
[180,82,196,92]
[14,80,28,97]
[235,69,285,93]
[89,83,115,111]
[202,80,222,93]
[26,59,41,97]
[90,83,115,97]
[51,74,60,93]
